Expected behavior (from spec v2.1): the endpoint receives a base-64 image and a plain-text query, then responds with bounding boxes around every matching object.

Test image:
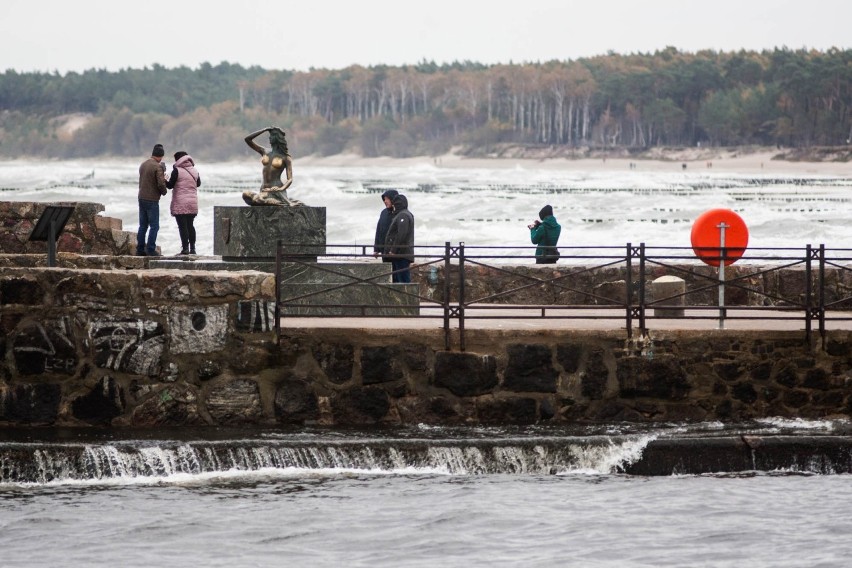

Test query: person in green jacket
[529,204,561,264]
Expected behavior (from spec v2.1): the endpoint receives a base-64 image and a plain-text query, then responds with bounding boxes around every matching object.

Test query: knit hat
[152,144,165,157]
[539,204,554,220]
[381,189,399,202]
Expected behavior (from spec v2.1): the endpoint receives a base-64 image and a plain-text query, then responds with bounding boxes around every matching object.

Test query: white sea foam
[2,159,852,258]
[754,416,847,431]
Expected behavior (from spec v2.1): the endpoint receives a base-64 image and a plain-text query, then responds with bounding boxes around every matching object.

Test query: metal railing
[274,242,852,350]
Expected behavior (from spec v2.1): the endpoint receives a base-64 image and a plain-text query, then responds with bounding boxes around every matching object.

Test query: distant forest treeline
[1,47,851,160]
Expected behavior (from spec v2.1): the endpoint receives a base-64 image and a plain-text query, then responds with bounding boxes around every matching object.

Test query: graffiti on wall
[88,319,164,376]
[236,300,276,332]
[11,318,77,375]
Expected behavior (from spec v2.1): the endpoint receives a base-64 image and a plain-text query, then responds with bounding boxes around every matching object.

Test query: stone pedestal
[202,205,418,316]
[652,275,686,317]
[214,206,326,260]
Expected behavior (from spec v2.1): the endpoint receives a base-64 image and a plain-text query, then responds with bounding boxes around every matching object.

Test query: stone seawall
[2,267,851,428]
[5,252,852,309]
[0,201,135,255]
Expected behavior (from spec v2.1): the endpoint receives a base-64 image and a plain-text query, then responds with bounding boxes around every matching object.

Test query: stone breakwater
[2,265,852,428]
[4,253,852,310]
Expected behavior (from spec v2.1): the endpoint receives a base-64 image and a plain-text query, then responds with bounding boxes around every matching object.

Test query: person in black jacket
[373,189,399,262]
[384,194,415,283]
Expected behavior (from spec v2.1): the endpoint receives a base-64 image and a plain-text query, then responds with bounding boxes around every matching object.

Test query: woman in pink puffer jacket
[166,151,201,255]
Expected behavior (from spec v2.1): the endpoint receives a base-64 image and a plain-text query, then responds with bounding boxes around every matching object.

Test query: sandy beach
[300,149,852,176]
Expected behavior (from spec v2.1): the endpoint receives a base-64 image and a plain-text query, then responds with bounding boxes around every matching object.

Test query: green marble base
[213,206,326,259]
[279,283,420,316]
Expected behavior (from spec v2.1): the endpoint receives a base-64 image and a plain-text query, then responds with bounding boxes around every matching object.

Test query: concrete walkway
[279,305,852,332]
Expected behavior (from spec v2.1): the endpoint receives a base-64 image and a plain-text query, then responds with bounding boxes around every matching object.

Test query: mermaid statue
[242,126,303,206]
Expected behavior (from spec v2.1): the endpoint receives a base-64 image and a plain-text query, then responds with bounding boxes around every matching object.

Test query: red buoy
[690,209,749,266]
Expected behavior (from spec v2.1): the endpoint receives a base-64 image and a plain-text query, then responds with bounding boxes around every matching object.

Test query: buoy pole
[717,222,729,329]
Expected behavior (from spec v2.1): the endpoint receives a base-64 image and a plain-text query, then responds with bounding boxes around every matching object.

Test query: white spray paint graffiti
[236,300,276,332]
[88,319,164,376]
[11,318,77,375]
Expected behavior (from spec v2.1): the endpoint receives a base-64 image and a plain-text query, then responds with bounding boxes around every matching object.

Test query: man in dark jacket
[373,189,399,262]
[137,143,168,256]
[384,194,415,283]
[529,204,561,264]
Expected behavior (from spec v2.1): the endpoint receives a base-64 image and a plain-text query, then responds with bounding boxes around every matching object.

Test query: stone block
[274,379,320,423]
[206,379,263,424]
[651,275,686,317]
[71,376,125,424]
[0,383,62,424]
[361,346,405,385]
[95,216,122,230]
[88,318,165,376]
[168,305,229,354]
[433,351,498,396]
[311,343,355,384]
[130,385,202,426]
[214,206,326,259]
[503,344,558,393]
[330,386,390,424]
[12,319,78,376]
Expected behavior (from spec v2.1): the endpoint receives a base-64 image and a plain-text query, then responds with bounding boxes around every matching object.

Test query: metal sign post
[27,205,76,267]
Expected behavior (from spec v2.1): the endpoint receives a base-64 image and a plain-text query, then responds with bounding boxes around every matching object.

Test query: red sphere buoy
[690,209,749,266]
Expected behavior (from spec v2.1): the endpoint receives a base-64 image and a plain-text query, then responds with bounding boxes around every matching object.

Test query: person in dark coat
[384,194,415,283]
[529,204,561,264]
[136,143,168,256]
[373,189,399,262]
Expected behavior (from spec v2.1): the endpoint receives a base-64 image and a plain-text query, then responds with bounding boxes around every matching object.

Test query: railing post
[458,241,466,352]
[274,238,282,344]
[639,242,647,335]
[805,244,812,342]
[625,242,633,338]
[443,241,451,351]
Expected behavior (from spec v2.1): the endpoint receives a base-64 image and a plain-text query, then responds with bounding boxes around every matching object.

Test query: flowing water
[3,160,852,566]
[1,421,851,567]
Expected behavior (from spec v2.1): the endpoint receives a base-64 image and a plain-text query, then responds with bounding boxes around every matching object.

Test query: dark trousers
[175,214,197,251]
[391,258,412,283]
[137,199,159,255]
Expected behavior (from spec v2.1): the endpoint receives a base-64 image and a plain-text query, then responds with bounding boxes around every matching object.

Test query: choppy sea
[2,158,852,257]
[2,160,852,567]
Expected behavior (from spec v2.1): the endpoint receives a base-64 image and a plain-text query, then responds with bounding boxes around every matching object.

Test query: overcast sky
[3,0,850,74]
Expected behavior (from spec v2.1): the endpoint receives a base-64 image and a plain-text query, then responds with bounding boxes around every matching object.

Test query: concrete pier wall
[1,201,850,428]
[2,267,851,428]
